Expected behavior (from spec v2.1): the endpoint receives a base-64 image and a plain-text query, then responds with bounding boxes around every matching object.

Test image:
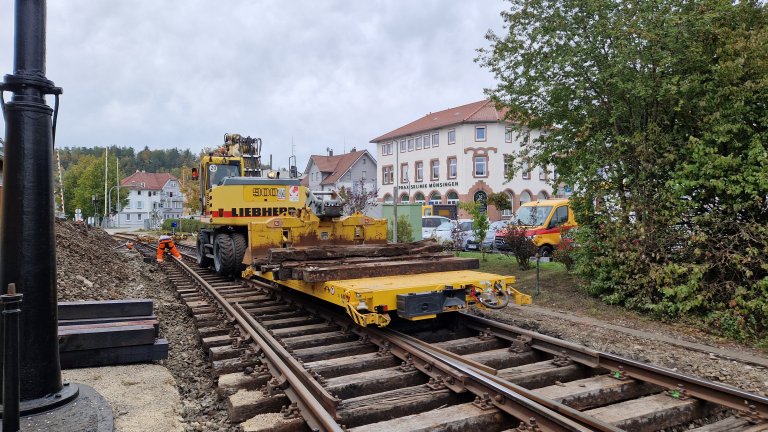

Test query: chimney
[350,147,356,153]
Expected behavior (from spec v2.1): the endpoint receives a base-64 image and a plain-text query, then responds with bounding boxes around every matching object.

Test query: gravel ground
[56,221,231,431]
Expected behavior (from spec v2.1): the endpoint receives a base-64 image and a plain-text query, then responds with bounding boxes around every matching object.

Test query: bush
[501,225,537,270]
[161,218,208,233]
[388,215,414,243]
[553,229,576,272]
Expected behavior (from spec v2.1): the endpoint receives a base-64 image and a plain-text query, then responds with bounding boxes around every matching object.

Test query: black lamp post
[0,1,112,428]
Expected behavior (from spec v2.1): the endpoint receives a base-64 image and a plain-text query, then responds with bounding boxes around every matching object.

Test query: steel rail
[464,314,768,422]
[166,256,342,432]
[373,327,622,432]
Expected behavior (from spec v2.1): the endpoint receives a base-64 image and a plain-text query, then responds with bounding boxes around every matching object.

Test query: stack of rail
[57,299,168,369]
[258,239,478,282]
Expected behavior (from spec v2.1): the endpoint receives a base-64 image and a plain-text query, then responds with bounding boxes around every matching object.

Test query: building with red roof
[370,99,563,221]
[117,171,185,228]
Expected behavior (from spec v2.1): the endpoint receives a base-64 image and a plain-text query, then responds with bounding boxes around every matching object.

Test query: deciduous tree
[479,0,768,340]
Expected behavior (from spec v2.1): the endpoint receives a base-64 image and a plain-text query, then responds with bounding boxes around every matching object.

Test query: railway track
[116,233,768,432]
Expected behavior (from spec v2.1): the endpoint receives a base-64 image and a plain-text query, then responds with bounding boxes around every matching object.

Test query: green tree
[460,201,491,261]
[63,152,127,219]
[479,0,768,340]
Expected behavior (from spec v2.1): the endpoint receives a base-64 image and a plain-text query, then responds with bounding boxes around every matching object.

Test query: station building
[370,99,563,221]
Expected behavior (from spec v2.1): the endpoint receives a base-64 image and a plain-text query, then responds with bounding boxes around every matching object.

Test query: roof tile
[370,99,509,142]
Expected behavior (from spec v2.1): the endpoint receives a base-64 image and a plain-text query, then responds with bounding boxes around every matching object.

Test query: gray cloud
[0,0,505,168]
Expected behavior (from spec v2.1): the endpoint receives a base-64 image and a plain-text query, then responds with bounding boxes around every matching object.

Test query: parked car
[430,219,474,249]
[467,220,513,251]
[494,199,577,256]
[422,216,451,240]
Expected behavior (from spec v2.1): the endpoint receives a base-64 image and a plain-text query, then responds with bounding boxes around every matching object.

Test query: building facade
[118,172,185,229]
[371,99,561,221]
[303,149,377,194]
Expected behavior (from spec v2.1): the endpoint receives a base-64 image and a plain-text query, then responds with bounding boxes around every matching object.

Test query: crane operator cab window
[208,164,241,188]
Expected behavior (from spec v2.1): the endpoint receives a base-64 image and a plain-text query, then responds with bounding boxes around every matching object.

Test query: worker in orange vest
[157,234,181,262]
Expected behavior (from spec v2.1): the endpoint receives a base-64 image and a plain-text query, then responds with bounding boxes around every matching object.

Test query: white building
[302,149,377,194]
[371,99,560,221]
[118,171,185,229]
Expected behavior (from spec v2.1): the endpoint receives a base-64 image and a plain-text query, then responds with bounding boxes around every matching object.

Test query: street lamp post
[107,185,119,227]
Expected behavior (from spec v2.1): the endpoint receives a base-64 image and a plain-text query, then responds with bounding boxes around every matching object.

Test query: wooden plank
[59,319,159,338]
[295,257,480,282]
[585,393,716,432]
[60,338,169,369]
[58,315,156,327]
[58,299,153,320]
[58,324,156,352]
[348,402,512,432]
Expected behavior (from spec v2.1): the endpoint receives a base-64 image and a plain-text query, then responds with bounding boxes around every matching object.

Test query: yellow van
[495,199,577,256]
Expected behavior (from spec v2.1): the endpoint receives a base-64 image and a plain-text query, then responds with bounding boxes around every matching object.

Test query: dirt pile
[54,220,230,431]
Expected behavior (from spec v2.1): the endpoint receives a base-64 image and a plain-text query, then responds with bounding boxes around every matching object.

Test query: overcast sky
[0,1,506,169]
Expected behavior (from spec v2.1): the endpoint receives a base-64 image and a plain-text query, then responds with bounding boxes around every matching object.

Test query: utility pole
[104,146,108,219]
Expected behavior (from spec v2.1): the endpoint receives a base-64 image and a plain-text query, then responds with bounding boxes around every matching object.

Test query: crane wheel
[197,233,213,268]
[232,232,247,272]
[213,234,237,276]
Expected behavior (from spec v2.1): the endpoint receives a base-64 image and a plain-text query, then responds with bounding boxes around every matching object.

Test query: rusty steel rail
[166,254,343,431]
[366,327,622,432]
[464,314,768,423]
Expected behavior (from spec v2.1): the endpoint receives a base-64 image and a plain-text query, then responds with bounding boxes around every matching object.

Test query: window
[520,190,532,204]
[552,165,557,181]
[137,201,143,209]
[362,170,367,180]
[363,158,366,165]
[137,190,142,195]
[400,139,406,153]
[126,214,130,221]
[415,136,422,150]
[447,129,455,145]
[448,157,457,179]
[388,142,393,155]
[399,193,409,203]
[474,156,488,177]
[539,167,547,180]
[382,166,393,184]
[475,126,486,142]
[414,192,426,204]
[446,191,459,205]
[383,194,393,204]
[432,132,439,147]
[169,192,174,197]
[430,159,439,181]
[549,206,568,227]
[382,144,387,156]
[502,191,515,216]
[138,213,142,220]
[401,163,409,183]
[503,154,513,177]
[407,138,414,152]
[523,159,532,180]
[423,135,430,149]
[538,190,550,200]
[505,127,513,143]
[429,191,442,205]
[415,161,423,182]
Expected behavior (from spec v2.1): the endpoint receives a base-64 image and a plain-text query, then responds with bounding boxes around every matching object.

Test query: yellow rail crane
[197,134,530,327]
